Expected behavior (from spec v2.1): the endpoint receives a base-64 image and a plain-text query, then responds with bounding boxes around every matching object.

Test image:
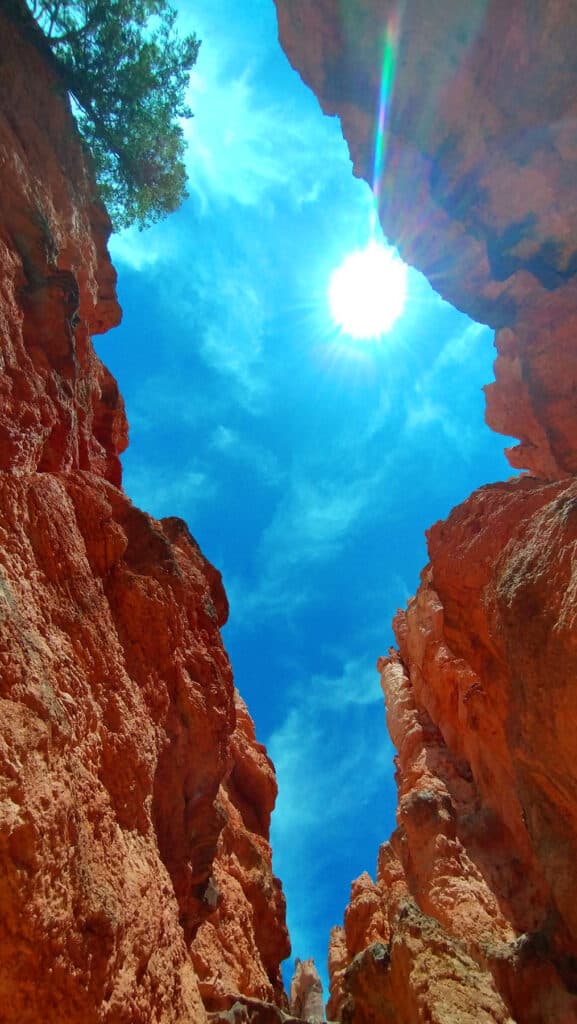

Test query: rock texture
[325,481,577,1022]
[274,1,577,1021]
[289,959,324,1023]
[275,0,577,480]
[0,6,288,1021]
[190,692,290,1011]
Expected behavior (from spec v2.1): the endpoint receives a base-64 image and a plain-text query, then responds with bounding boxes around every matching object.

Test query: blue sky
[95,0,515,997]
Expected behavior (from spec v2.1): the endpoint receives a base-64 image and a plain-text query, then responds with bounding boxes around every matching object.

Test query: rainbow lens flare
[371,8,401,232]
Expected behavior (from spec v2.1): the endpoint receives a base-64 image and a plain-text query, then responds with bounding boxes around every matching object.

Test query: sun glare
[328,240,408,341]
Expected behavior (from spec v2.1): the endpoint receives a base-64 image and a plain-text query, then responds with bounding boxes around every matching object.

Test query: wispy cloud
[270,658,390,833]
[404,393,446,432]
[183,40,343,212]
[432,318,489,372]
[305,656,389,710]
[125,376,220,435]
[108,222,177,271]
[113,217,272,415]
[193,269,269,411]
[401,319,494,460]
[123,460,217,520]
[211,425,282,486]
[268,655,396,990]
[260,474,369,568]
[225,464,388,626]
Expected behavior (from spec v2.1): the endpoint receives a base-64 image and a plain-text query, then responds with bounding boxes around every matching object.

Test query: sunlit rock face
[325,483,577,1022]
[190,692,290,1012]
[289,958,324,1023]
[275,0,577,480]
[0,6,288,1021]
[0,6,125,485]
[274,1,577,1020]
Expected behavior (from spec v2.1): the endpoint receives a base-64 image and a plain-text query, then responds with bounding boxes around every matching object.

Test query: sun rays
[328,240,408,341]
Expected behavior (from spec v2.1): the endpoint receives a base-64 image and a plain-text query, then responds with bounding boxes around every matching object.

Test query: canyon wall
[5,1,577,1021]
[274,2,577,1021]
[0,7,290,1021]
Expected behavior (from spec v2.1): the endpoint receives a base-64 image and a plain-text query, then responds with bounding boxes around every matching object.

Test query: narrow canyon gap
[1,1,577,1023]
[96,0,519,999]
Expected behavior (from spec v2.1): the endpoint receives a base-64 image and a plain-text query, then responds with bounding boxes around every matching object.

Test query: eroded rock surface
[190,692,290,1011]
[275,0,577,480]
[289,958,324,1023]
[274,1,577,1021]
[325,481,577,1022]
[0,6,288,1021]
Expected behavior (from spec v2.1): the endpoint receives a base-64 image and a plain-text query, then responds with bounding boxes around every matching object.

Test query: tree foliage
[26,0,200,229]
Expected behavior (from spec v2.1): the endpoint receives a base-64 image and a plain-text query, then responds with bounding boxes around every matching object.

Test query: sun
[328,240,408,340]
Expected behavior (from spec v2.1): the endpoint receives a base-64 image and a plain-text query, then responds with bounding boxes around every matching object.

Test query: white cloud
[181,17,344,212]
[432,318,489,373]
[108,222,176,271]
[224,571,313,632]
[260,473,375,570]
[199,292,267,411]
[126,376,220,435]
[267,656,396,990]
[145,226,272,414]
[403,390,477,460]
[404,393,446,432]
[224,467,387,627]
[387,572,414,611]
[401,319,493,459]
[184,67,286,210]
[211,425,282,486]
[123,461,217,520]
[269,659,389,836]
[270,702,389,835]
[306,656,386,711]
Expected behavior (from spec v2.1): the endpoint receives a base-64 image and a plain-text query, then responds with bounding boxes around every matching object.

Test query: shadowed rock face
[0,7,288,1021]
[0,5,125,486]
[274,1,577,1021]
[6,0,577,1019]
[275,0,577,481]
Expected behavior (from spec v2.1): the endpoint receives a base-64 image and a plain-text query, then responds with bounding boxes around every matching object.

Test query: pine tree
[25,0,200,229]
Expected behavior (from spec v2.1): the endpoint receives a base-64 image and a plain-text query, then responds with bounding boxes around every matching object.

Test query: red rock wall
[0,8,288,1021]
[274,1,577,1021]
[190,692,290,1011]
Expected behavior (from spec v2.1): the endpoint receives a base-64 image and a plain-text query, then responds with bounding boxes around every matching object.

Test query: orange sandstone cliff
[274,2,577,1021]
[6,0,577,1020]
[0,7,289,1021]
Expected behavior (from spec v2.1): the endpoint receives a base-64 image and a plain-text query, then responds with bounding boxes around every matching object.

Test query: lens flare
[372,9,401,229]
[328,240,407,340]
[326,9,408,345]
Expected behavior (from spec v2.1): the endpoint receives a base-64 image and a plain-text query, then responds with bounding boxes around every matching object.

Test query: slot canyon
[1,1,577,1021]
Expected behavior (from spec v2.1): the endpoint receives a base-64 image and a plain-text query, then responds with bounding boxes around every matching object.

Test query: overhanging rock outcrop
[275,0,577,481]
[0,7,289,1021]
[274,2,577,1021]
